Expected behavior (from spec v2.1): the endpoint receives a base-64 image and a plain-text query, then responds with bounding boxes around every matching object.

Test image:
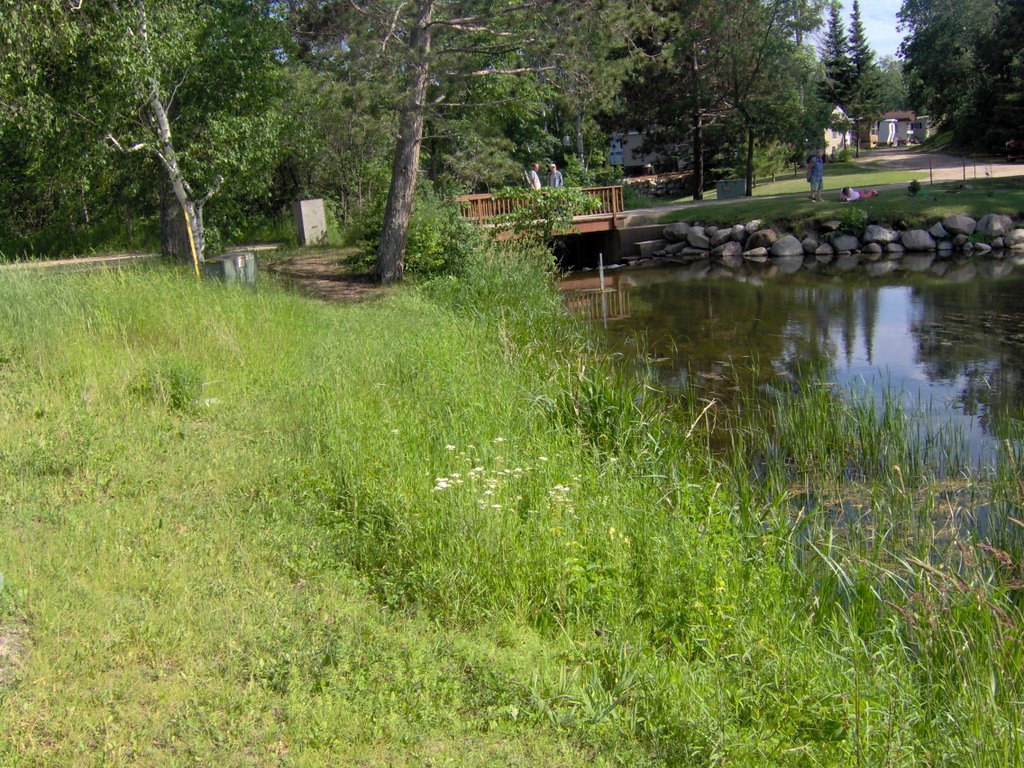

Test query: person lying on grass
[840,186,878,202]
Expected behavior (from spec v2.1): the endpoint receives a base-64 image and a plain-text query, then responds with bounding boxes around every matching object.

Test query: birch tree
[0,0,284,263]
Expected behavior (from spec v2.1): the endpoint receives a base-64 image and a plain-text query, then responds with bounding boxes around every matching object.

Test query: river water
[562,253,1024,469]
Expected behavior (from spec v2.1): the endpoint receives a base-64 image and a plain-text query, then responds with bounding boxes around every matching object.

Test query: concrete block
[292,198,328,246]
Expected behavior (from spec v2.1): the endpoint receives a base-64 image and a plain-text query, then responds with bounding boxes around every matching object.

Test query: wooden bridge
[456,185,625,234]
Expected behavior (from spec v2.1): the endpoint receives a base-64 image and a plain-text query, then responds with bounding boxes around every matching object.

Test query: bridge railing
[456,186,624,225]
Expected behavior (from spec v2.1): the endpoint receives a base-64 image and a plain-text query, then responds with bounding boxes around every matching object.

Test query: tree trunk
[159,182,205,262]
[375,0,434,284]
[691,112,704,201]
[745,128,755,196]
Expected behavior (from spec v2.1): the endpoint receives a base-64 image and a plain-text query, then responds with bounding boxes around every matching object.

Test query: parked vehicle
[1008,139,1024,162]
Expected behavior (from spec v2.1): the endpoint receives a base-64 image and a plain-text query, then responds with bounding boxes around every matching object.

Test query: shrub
[490,187,602,243]
[348,185,484,277]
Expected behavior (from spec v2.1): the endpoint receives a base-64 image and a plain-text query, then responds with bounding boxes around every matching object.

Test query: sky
[837,0,903,60]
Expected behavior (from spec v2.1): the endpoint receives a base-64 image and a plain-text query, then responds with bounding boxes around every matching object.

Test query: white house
[824,106,853,156]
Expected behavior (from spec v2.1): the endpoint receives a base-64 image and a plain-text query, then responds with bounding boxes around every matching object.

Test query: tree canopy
[0,0,918,272]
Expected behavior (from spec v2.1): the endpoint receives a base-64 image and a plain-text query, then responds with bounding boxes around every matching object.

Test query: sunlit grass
[660,176,1024,229]
[0,254,1021,765]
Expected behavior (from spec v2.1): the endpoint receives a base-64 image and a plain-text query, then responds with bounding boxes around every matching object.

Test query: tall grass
[0,252,1021,765]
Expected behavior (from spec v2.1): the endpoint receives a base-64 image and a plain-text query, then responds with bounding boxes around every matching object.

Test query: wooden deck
[456,186,625,234]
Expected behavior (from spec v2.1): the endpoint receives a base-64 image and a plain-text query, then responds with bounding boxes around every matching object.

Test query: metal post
[599,252,605,291]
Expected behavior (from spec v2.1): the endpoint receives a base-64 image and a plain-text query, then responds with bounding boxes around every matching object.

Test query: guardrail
[456,186,624,227]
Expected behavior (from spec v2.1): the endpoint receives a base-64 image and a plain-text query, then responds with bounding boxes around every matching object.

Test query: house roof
[879,110,916,121]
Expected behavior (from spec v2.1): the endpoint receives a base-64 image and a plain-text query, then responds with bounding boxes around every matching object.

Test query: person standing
[547,163,564,188]
[806,149,824,202]
[526,163,542,190]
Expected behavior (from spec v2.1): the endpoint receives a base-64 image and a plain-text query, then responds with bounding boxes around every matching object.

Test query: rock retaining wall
[628,214,1024,267]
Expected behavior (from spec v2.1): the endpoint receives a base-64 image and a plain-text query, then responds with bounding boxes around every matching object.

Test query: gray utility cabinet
[203,251,257,285]
[716,179,746,200]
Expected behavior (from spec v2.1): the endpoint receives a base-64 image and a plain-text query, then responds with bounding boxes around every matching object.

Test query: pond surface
[561,254,1024,469]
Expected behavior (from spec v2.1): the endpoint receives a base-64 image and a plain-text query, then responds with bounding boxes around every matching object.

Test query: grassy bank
[660,177,1024,231]
[0,249,1021,765]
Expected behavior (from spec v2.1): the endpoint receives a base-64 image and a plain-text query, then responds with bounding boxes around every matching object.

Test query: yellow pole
[182,203,201,278]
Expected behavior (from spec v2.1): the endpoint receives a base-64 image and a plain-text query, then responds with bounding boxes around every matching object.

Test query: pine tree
[819,1,853,110]
[848,0,875,75]
[845,0,883,155]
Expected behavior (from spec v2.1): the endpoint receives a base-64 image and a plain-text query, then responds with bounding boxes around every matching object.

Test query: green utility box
[202,251,257,286]
[715,179,746,200]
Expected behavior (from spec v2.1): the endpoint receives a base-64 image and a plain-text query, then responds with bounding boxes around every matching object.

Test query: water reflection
[561,255,1024,465]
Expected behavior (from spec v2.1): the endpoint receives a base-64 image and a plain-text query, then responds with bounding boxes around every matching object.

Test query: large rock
[885,242,906,255]
[710,228,733,248]
[1004,229,1024,249]
[937,240,954,257]
[663,221,691,242]
[712,240,743,258]
[821,220,841,233]
[744,219,762,235]
[747,228,778,250]
[942,214,977,236]
[664,241,689,256]
[901,229,936,251]
[687,227,711,249]
[978,213,1013,237]
[831,234,860,252]
[771,234,804,258]
[862,242,884,259]
[929,222,949,239]
[731,224,748,242]
[743,247,769,262]
[634,239,668,259]
[863,225,896,245]
[801,236,819,254]
[815,243,835,258]
[953,233,969,249]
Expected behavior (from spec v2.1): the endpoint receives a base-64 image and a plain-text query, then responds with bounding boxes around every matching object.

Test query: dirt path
[260,247,385,302]
[854,147,1023,181]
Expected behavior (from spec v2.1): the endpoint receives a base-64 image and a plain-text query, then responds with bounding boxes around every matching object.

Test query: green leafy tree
[719,0,822,195]
[491,187,601,243]
[898,0,999,142]
[877,55,909,112]
[0,0,286,263]
[290,0,606,283]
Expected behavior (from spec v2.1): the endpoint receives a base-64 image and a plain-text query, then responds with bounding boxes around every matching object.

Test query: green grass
[0,216,160,263]
[660,176,1024,230]
[0,249,1021,765]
